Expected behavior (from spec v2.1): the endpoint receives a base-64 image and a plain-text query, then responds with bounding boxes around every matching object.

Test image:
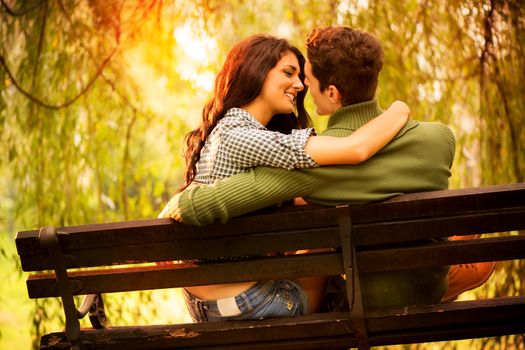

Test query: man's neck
[327,98,383,130]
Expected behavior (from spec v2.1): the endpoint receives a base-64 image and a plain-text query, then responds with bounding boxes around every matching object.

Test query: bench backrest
[16,183,525,299]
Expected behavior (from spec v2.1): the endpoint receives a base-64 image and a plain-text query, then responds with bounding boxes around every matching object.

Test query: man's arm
[161,166,316,226]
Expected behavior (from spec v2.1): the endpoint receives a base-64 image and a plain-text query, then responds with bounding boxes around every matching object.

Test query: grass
[0,233,32,350]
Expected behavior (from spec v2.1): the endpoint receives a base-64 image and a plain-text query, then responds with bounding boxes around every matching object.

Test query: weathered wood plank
[350,182,525,224]
[15,207,341,256]
[357,234,525,272]
[353,207,525,246]
[19,227,341,271]
[39,297,525,349]
[27,253,344,298]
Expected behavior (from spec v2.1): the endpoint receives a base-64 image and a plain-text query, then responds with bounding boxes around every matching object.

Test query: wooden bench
[16,183,525,350]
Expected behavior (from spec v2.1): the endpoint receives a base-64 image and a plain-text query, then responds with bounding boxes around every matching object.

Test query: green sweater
[177,99,456,308]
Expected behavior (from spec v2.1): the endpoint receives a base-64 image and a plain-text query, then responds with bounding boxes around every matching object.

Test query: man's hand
[158,193,183,221]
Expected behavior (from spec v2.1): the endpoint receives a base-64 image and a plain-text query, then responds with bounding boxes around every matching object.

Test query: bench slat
[39,296,525,349]
[19,227,341,271]
[358,234,525,272]
[15,207,341,256]
[350,183,525,224]
[354,207,525,246]
[26,253,343,298]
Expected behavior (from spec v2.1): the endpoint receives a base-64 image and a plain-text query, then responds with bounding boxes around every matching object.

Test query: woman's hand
[158,193,183,222]
[390,100,411,120]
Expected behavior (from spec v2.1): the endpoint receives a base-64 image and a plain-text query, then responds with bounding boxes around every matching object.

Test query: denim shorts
[183,280,310,322]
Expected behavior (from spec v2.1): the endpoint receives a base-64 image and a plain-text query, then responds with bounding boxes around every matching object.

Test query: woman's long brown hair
[178,34,311,192]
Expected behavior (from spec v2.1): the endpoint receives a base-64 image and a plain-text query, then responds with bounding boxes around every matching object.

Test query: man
[161,26,493,308]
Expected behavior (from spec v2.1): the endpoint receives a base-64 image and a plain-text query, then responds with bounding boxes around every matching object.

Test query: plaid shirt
[195,108,318,184]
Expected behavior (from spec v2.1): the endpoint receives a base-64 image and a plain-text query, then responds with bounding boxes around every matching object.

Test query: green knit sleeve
[178,166,316,225]
[431,122,456,169]
[443,123,456,168]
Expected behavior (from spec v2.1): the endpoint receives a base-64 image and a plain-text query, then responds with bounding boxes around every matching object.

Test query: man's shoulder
[415,120,452,131]
[408,120,455,141]
[408,120,456,164]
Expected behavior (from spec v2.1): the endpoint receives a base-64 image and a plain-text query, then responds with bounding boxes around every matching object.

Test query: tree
[1,0,523,349]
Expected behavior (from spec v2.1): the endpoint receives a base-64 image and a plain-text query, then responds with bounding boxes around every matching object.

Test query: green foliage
[1,1,524,349]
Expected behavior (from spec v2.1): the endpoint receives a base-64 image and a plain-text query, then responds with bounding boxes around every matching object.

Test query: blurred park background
[1,0,523,349]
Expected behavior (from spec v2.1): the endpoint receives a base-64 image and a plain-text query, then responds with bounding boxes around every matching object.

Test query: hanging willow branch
[0,0,48,17]
[56,0,150,117]
[0,49,117,110]
[30,0,48,92]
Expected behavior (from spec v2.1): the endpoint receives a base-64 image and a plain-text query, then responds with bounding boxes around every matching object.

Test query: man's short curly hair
[306,26,384,106]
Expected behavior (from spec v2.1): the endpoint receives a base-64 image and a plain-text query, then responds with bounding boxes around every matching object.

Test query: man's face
[304,60,338,116]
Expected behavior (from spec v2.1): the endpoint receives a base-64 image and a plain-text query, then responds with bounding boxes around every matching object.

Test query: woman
[164,34,410,322]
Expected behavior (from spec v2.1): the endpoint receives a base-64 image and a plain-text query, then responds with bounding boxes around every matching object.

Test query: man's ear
[327,85,342,105]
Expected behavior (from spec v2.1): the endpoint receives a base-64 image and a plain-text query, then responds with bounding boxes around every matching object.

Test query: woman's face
[257,51,304,117]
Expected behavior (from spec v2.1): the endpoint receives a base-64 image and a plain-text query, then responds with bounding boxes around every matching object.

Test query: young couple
[159,27,496,322]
